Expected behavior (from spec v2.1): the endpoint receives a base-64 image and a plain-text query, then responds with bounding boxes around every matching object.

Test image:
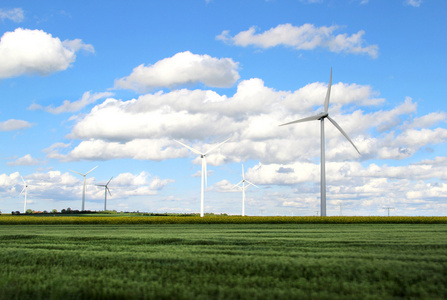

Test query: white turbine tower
[279,69,360,217]
[175,138,230,217]
[233,164,259,216]
[20,176,29,213]
[96,177,113,211]
[69,166,98,211]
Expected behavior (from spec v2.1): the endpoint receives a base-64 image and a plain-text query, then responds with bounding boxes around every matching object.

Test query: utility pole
[382,206,394,217]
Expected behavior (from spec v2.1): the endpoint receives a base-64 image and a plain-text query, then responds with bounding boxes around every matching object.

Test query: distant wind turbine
[69,166,98,211]
[233,164,259,216]
[279,69,360,217]
[96,177,113,211]
[175,138,230,217]
[20,176,29,213]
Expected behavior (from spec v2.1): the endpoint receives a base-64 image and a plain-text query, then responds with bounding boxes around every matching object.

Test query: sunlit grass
[0,223,446,299]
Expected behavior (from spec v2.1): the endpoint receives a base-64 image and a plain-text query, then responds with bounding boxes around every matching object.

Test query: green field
[1,223,446,299]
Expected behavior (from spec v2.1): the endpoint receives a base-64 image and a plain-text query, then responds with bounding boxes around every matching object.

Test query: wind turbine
[20,176,29,213]
[96,177,113,211]
[69,166,98,211]
[279,69,360,217]
[233,164,259,216]
[174,138,230,217]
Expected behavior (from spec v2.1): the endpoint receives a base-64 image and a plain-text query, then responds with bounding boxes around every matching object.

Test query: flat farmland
[0,223,446,299]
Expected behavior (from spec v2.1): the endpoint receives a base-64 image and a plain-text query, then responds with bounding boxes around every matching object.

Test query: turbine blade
[174,140,203,155]
[69,169,84,176]
[232,180,243,189]
[20,186,26,194]
[279,113,324,127]
[85,166,98,175]
[204,137,231,155]
[21,176,26,184]
[106,177,113,186]
[324,68,332,113]
[242,164,245,180]
[327,115,360,155]
[245,180,259,188]
[107,187,112,197]
[231,181,242,189]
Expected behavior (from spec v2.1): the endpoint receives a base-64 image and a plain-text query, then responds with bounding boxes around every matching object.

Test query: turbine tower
[20,176,29,213]
[175,138,230,217]
[279,69,360,217]
[96,177,113,211]
[69,166,98,211]
[233,164,258,216]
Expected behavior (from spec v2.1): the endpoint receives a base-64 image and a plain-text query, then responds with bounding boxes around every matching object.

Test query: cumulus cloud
[0,8,24,22]
[47,75,446,167]
[7,154,40,166]
[217,23,378,58]
[0,170,173,206]
[28,91,114,114]
[0,119,33,131]
[242,156,447,216]
[114,51,240,92]
[0,28,94,79]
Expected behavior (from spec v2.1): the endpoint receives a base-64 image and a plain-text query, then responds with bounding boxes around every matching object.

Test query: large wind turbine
[175,138,230,217]
[279,69,360,216]
[69,166,98,211]
[233,164,258,216]
[96,177,113,211]
[20,176,29,213]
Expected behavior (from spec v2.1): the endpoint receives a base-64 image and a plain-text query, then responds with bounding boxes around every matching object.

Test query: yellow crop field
[0,215,446,225]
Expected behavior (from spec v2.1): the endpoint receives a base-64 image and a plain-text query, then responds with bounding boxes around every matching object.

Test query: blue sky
[0,0,446,216]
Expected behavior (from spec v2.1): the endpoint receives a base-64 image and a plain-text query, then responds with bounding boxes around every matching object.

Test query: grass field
[1,222,446,299]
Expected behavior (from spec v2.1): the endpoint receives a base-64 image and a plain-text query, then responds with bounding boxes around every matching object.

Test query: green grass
[0,224,446,299]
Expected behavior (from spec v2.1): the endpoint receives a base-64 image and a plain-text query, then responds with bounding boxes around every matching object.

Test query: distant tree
[25,209,33,214]
[51,209,58,214]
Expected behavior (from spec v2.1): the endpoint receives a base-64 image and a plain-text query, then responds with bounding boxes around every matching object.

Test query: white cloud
[62,39,95,53]
[217,23,378,58]
[28,91,114,114]
[7,154,40,166]
[0,8,24,23]
[404,0,422,7]
[0,28,94,79]
[48,76,446,167]
[114,51,240,92]
[110,172,173,197]
[242,157,447,216]
[0,119,33,131]
[0,171,173,206]
[48,139,184,162]
[404,112,446,129]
